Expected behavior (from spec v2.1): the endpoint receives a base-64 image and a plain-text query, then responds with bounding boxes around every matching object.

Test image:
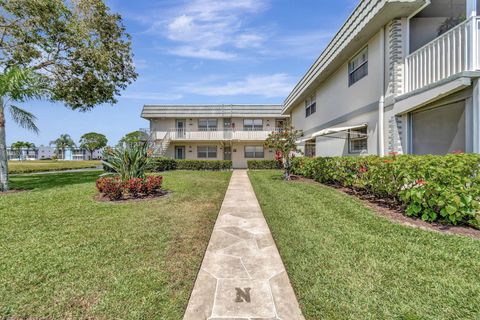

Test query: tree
[10,141,26,160]
[80,132,108,159]
[50,134,75,160]
[265,120,303,180]
[0,0,137,190]
[0,67,46,188]
[118,131,149,146]
[11,141,36,160]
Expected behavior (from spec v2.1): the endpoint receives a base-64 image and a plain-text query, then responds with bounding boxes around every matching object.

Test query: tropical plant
[0,68,47,189]
[102,142,150,180]
[265,119,303,180]
[10,141,36,160]
[79,132,108,159]
[0,0,137,191]
[50,134,76,160]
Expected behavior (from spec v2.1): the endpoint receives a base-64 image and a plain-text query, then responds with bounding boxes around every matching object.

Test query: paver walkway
[184,170,304,320]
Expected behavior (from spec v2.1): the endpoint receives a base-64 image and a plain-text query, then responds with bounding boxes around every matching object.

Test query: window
[244,146,264,158]
[348,127,368,153]
[244,119,263,131]
[305,96,316,117]
[305,142,316,157]
[198,119,218,131]
[197,146,217,158]
[348,47,368,86]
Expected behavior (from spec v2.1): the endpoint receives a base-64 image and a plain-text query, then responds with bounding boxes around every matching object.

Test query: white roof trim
[282,0,425,114]
[312,123,368,138]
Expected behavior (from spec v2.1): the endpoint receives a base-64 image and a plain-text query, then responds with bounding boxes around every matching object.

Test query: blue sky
[6,0,357,146]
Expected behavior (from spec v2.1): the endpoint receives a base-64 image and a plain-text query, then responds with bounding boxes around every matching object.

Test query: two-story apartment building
[141,104,286,168]
[284,0,480,157]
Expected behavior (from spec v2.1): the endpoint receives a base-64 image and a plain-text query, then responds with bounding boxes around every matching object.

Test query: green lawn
[0,170,231,319]
[249,170,480,320]
[8,160,102,174]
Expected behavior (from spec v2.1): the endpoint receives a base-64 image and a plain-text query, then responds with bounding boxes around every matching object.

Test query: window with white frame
[197,146,217,158]
[198,119,218,131]
[305,142,316,157]
[305,96,316,117]
[348,127,368,153]
[243,119,263,131]
[348,47,368,86]
[244,146,264,158]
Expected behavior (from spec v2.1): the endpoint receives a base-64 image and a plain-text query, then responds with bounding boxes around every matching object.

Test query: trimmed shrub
[176,160,232,171]
[291,154,480,228]
[148,158,231,171]
[247,160,282,170]
[96,175,163,201]
[148,157,177,171]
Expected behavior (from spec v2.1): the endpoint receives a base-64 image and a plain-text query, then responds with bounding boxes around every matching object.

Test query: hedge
[291,154,480,228]
[247,160,282,170]
[148,158,232,171]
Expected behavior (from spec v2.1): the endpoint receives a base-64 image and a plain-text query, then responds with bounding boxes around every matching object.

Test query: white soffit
[312,123,368,138]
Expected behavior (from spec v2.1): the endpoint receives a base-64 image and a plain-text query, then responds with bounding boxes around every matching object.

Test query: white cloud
[148,0,269,60]
[182,73,294,98]
[168,47,237,60]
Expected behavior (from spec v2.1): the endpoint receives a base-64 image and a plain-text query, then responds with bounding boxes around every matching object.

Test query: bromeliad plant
[98,142,163,200]
[102,142,150,180]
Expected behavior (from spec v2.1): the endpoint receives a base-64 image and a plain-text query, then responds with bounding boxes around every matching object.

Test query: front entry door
[223,147,232,160]
[175,146,185,159]
[176,119,186,138]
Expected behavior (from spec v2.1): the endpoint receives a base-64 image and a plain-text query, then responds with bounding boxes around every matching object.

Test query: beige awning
[312,124,368,139]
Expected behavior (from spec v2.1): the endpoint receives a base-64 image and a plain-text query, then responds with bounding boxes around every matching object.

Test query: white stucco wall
[290,30,384,157]
[165,142,274,168]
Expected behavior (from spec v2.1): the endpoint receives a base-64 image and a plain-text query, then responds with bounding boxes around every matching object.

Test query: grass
[249,170,480,320]
[0,170,231,319]
[8,160,102,174]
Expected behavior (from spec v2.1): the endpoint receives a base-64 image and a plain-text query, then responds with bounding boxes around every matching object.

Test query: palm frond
[0,67,48,102]
[9,105,39,134]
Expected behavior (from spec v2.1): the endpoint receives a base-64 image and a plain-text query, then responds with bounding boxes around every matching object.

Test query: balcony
[405,16,480,94]
[153,129,273,141]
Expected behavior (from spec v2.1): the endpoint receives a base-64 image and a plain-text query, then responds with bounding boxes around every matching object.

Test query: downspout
[378,26,385,157]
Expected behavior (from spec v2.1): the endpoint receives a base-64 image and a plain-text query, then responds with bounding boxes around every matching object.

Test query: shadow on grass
[9,171,101,191]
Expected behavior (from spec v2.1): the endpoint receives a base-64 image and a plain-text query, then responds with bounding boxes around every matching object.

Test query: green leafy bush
[176,160,232,171]
[102,142,150,179]
[148,157,178,171]
[247,160,282,169]
[291,154,480,228]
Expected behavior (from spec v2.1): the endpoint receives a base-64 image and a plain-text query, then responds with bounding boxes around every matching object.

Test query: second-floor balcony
[153,129,274,141]
[405,16,480,94]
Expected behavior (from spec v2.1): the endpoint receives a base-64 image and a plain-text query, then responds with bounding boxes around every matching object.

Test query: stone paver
[184,170,304,320]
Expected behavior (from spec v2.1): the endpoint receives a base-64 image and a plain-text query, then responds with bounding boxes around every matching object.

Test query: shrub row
[291,154,480,228]
[148,158,232,171]
[247,160,282,170]
[96,176,163,200]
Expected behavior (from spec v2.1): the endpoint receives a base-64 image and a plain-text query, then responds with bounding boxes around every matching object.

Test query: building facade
[283,0,480,157]
[141,105,287,168]
[7,145,103,161]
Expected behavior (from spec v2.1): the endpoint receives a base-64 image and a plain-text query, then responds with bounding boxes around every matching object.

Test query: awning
[311,123,368,139]
[296,137,315,144]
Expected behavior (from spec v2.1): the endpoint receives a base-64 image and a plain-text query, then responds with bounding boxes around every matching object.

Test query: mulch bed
[94,190,171,203]
[291,175,480,239]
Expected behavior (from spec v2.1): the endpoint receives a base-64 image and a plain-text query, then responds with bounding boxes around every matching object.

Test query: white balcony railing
[405,16,480,94]
[154,129,273,141]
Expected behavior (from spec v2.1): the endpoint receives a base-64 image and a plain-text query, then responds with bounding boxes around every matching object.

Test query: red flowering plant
[97,142,164,200]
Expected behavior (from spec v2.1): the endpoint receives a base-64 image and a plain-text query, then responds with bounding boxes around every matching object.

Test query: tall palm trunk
[0,98,9,191]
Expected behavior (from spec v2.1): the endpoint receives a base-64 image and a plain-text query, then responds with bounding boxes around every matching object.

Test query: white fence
[405,16,480,93]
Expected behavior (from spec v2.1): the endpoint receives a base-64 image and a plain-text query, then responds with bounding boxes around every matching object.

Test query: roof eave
[281,0,426,115]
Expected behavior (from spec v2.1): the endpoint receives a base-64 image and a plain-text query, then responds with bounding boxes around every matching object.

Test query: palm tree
[24,142,36,160]
[0,67,46,190]
[10,141,26,160]
[50,134,75,160]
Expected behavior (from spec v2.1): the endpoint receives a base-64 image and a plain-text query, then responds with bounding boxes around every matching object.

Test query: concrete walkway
[184,170,304,320]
